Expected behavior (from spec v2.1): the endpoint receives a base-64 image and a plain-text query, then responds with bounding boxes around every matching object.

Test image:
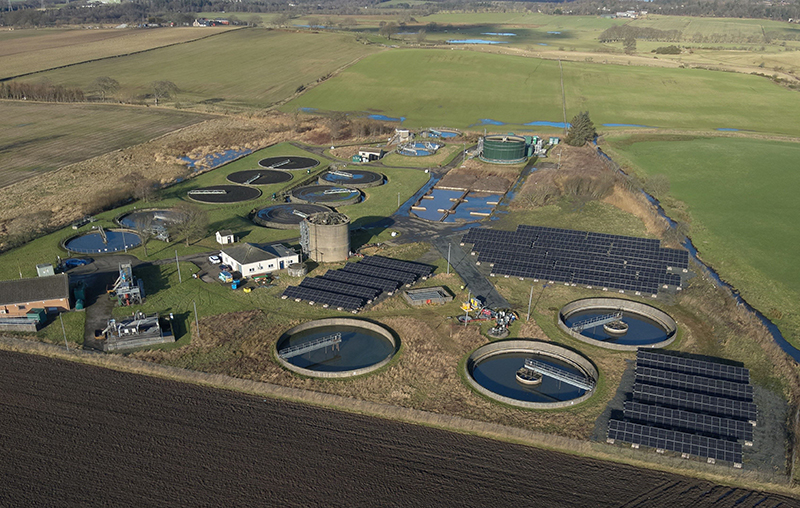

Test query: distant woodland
[2,0,800,28]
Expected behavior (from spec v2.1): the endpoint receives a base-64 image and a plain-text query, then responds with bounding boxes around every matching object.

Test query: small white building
[358,147,385,162]
[220,243,300,276]
[216,230,235,245]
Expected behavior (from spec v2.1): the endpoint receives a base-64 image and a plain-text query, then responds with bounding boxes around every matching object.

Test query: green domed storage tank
[481,135,527,163]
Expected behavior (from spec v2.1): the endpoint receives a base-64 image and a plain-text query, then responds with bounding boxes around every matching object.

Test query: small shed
[216,230,235,245]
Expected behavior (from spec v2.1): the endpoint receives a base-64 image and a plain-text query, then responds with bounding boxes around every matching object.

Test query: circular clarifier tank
[290,185,361,206]
[63,229,141,254]
[465,340,597,409]
[252,203,332,229]
[116,209,180,229]
[187,185,261,204]
[276,319,398,378]
[227,170,292,185]
[258,156,320,171]
[558,298,677,351]
[318,169,384,188]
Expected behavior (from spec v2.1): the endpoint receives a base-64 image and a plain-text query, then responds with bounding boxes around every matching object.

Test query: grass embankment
[19,28,379,110]
[0,102,210,188]
[604,135,800,348]
[285,49,800,135]
[0,27,237,79]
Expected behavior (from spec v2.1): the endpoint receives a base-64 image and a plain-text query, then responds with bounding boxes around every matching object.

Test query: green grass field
[18,28,379,109]
[0,27,235,79]
[284,49,800,135]
[604,135,800,347]
[0,101,210,189]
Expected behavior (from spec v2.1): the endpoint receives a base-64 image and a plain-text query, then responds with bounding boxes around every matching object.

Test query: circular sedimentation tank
[465,340,597,409]
[226,170,293,186]
[302,211,350,263]
[63,229,142,254]
[253,203,332,229]
[258,156,320,171]
[558,298,677,351]
[291,185,361,206]
[318,169,384,189]
[276,318,398,378]
[187,185,261,204]
[481,135,527,164]
[116,209,180,229]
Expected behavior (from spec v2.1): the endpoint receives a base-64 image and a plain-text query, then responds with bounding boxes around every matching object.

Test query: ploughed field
[1,351,796,507]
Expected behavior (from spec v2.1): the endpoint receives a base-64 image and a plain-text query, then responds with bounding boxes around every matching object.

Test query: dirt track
[0,350,796,507]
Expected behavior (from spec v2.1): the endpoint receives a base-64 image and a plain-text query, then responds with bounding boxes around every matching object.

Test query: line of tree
[0,82,84,102]
[599,25,681,43]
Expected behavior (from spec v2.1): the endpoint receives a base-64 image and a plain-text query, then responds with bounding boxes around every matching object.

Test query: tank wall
[482,137,526,161]
[307,221,350,263]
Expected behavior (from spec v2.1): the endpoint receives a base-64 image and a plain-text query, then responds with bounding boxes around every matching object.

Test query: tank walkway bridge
[278,333,342,360]
[523,358,596,392]
[570,312,623,333]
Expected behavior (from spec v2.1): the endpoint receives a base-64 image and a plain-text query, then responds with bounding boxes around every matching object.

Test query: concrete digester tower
[300,211,350,263]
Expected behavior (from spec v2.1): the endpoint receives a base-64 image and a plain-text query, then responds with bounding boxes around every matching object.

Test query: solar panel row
[462,225,688,294]
[637,350,750,384]
[635,366,754,402]
[608,420,743,464]
[623,401,754,442]
[632,382,758,422]
[281,256,431,310]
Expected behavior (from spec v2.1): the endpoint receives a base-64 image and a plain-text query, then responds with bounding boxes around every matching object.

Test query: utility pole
[175,250,181,283]
[526,284,535,321]
[447,243,451,275]
[397,192,400,208]
[193,300,200,340]
[59,313,68,351]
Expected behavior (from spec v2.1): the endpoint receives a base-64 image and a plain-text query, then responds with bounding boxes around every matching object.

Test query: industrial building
[220,243,300,276]
[478,134,534,164]
[0,273,70,317]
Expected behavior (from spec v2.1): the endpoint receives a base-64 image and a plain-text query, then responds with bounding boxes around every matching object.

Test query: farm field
[0,27,236,79]
[19,28,380,110]
[285,49,800,135]
[604,135,800,348]
[0,101,210,189]
[2,350,797,506]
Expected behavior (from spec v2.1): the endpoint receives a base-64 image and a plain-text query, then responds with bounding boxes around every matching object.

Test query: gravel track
[0,351,796,507]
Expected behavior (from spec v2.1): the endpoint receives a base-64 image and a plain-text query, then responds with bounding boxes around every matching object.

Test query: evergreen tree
[564,111,597,147]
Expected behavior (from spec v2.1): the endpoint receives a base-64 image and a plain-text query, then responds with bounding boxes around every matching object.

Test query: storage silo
[300,212,350,263]
[480,135,528,164]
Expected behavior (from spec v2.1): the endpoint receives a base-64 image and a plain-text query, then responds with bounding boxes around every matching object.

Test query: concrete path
[432,235,509,309]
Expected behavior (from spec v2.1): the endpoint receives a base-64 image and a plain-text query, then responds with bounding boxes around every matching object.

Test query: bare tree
[151,80,178,106]
[133,215,154,257]
[93,76,119,101]
[379,22,398,40]
[172,203,208,247]
[416,29,427,44]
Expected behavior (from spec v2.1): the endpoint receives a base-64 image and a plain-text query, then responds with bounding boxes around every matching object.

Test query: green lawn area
[604,135,800,347]
[21,28,379,109]
[284,49,800,136]
[0,142,430,279]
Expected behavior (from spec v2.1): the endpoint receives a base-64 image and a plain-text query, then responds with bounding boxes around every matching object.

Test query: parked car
[62,258,93,269]
[208,255,221,264]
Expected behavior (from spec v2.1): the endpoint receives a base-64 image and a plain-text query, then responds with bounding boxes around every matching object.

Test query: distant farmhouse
[0,273,70,317]
[193,18,230,27]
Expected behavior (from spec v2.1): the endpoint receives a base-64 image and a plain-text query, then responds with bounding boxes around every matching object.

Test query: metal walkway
[432,236,509,310]
[570,312,622,332]
[523,358,595,391]
[278,333,342,359]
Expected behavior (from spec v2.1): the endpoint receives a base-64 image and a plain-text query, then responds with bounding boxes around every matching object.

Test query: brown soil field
[437,158,523,193]
[0,101,211,189]
[2,350,796,507]
[0,27,237,79]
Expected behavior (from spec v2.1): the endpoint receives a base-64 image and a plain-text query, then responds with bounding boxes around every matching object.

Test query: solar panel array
[462,225,688,294]
[281,256,432,311]
[608,420,743,464]
[607,349,756,466]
